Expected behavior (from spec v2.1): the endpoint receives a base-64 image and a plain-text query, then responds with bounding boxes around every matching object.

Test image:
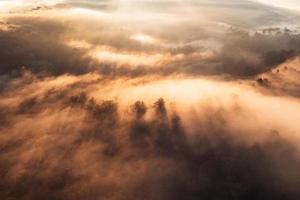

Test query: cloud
[1,14,300,79]
[1,72,300,199]
[1,2,300,199]
[0,17,98,76]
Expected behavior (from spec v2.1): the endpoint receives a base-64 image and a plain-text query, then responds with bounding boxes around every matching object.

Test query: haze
[1,1,300,200]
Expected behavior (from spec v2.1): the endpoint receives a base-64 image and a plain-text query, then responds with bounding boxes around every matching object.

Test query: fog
[1,1,300,200]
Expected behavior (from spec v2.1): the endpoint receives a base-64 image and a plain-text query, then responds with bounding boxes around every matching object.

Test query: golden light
[130,33,158,45]
[13,0,24,6]
[67,40,92,49]
[89,46,165,67]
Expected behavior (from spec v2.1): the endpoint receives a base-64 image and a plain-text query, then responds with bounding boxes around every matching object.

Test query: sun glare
[89,46,165,66]
[13,0,23,6]
[130,33,158,45]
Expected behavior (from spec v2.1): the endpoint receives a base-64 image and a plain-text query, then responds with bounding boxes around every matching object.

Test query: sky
[254,0,300,10]
[1,1,300,200]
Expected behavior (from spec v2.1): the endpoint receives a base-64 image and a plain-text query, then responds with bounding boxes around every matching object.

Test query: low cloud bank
[0,15,299,79]
[0,73,300,200]
[1,3,300,200]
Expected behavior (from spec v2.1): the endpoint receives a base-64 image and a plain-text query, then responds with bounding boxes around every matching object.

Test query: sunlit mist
[1,0,300,200]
